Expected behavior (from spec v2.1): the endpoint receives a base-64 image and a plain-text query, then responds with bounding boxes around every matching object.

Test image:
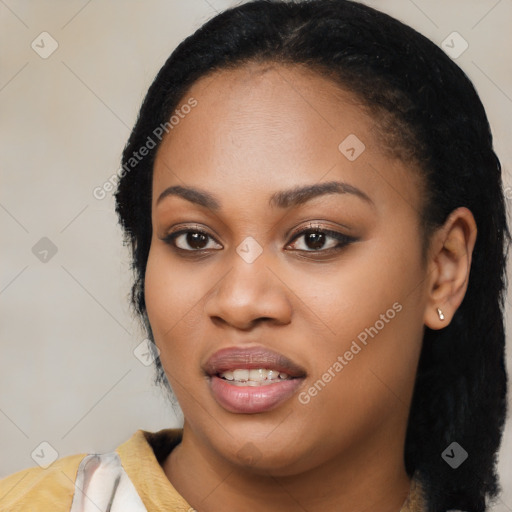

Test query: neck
[163,426,412,512]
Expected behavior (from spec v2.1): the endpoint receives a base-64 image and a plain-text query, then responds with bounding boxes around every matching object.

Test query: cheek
[293,228,425,410]
[143,245,226,430]
[144,244,206,353]
[292,227,423,350]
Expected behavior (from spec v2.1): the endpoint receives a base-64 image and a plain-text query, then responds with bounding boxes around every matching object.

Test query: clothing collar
[116,428,426,511]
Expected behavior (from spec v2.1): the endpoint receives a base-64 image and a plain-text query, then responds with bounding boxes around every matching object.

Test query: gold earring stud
[436,308,445,321]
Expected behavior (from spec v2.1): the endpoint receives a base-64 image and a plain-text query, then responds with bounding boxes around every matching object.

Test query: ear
[423,207,477,329]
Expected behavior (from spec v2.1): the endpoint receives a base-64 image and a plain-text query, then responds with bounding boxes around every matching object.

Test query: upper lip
[203,346,307,378]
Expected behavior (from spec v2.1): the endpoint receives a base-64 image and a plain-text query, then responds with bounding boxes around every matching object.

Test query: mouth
[217,368,295,386]
[203,346,307,414]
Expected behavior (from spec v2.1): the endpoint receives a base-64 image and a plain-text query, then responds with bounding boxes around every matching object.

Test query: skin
[144,62,477,512]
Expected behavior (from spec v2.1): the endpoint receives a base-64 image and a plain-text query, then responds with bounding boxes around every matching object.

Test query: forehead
[152,62,423,216]
[175,62,371,147]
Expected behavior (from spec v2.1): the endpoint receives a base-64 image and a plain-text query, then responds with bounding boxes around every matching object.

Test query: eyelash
[162,224,357,257]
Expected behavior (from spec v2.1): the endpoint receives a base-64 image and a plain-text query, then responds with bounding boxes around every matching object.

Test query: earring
[436,308,445,321]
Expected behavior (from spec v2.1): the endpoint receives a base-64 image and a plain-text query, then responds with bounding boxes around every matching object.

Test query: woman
[1,1,509,511]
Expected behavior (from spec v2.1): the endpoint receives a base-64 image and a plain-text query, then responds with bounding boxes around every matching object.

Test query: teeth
[219,368,292,385]
[249,369,263,381]
[233,369,249,381]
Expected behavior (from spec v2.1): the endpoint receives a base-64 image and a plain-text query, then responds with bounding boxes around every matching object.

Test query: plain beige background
[1,0,511,509]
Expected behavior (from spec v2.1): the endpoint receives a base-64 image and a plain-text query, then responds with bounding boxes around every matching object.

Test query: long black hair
[114,1,510,510]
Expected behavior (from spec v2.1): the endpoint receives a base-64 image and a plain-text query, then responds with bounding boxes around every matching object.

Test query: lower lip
[209,376,305,414]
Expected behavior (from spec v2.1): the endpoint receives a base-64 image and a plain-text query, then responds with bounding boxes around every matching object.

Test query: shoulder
[0,428,183,512]
[0,452,87,512]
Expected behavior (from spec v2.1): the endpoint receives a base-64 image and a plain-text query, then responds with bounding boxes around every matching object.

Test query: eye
[285,225,356,253]
[162,226,222,252]
[161,224,356,255]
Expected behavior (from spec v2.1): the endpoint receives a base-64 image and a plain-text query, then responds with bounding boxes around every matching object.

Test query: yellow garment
[0,428,426,511]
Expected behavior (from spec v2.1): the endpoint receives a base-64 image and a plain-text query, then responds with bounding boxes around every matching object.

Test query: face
[145,62,429,476]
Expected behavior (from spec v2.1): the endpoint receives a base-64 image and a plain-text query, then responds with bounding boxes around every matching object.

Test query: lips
[204,346,307,414]
[204,346,307,377]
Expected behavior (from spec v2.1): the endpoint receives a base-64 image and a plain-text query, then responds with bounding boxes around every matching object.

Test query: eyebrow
[156,180,374,210]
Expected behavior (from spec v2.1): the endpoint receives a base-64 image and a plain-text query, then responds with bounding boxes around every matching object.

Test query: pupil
[306,232,325,249]
[188,232,207,249]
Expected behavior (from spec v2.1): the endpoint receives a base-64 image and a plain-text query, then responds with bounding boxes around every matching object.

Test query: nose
[204,249,293,331]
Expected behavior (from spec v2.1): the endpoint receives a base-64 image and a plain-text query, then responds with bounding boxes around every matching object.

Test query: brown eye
[184,232,209,249]
[286,227,356,252]
[163,229,222,251]
[303,231,327,250]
